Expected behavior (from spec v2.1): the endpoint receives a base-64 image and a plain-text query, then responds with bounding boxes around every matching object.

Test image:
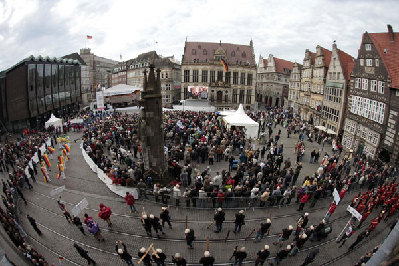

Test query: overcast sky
[0,0,398,70]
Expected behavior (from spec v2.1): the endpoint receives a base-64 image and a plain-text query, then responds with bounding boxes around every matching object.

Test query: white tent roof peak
[235,104,246,115]
[47,113,61,123]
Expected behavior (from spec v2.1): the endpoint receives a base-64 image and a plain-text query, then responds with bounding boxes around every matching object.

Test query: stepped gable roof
[320,47,332,68]
[183,41,255,65]
[310,52,316,65]
[337,49,355,81]
[368,32,399,88]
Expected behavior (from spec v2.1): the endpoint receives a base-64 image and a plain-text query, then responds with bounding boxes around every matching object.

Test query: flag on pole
[87,35,93,39]
[220,58,228,72]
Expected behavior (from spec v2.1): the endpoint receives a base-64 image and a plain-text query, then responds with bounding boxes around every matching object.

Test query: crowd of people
[0,130,50,265]
[0,106,398,265]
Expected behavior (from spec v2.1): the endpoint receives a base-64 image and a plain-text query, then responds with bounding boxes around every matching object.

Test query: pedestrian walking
[116,240,134,265]
[297,193,310,211]
[172,253,187,266]
[160,207,172,229]
[150,214,164,237]
[138,247,152,266]
[16,187,27,205]
[185,228,195,249]
[73,216,86,235]
[142,214,152,236]
[87,220,104,242]
[98,203,112,226]
[213,208,225,233]
[299,249,319,266]
[57,198,73,223]
[27,215,42,235]
[152,248,166,266]
[289,233,308,256]
[273,225,293,247]
[273,245,291,265]
[254,245,270,266]
[199,251,215,266]
[233,210,245,233]
[232,246,247,266]
[254,219,272,242]
[348,230,369,251]
[124,192,137,213]
[324,202,337,222]
[337,223,355,247]
[74,243,96,265]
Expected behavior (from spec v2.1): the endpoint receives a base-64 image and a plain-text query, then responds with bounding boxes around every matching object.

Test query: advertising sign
[96,90,104,110]
[188,86,208,99]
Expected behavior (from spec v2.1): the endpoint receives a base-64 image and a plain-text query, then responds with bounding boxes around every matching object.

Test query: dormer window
[365,44,371,51]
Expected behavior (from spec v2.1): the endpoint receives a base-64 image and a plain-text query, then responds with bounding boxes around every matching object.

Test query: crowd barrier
[81,146,138,199]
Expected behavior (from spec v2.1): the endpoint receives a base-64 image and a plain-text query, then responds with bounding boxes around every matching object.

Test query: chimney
[388,24,394,42]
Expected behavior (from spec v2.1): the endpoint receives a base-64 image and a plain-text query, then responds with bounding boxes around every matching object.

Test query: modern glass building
[0,55,82,130]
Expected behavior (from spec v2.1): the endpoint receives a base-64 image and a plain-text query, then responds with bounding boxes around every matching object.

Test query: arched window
[242,51,246,58]
[192,49,196,55]
[231,51,235,57]
[203,49,207,55]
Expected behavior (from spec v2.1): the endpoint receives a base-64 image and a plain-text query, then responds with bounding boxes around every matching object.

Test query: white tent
[45,114,63,131]
[223,104,259,139]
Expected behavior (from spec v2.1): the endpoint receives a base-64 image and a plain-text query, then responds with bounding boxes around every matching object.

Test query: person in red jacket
[324,202,337,222]
[124,192,137,213]
[368,217,381,232]
[98,203,113,226]
[297,193,310,211]
[358,209,371,229]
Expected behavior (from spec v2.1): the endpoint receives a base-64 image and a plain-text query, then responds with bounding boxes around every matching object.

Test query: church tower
[140,64,166,181]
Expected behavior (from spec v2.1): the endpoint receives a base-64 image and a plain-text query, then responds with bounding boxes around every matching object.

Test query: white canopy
[223,104,259,139]
[315,125,326,131]
[327,129,337,135]
[103,84,142,97]
[45,114,63,131]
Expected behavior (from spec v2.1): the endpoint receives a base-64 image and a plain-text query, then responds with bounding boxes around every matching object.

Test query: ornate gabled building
[342,25,399,161]
[298,49,315,121]
[321,42,354,136]
[288,62,302,114]
[256,54,294,109]
[309,46,332,126]
[181,41,256,110]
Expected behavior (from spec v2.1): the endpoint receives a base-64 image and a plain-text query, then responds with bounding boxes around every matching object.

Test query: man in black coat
[27,215,41,235]
[152,248,167,266]
[116,240,134,265]
[138,247,151,266]
[214,208,225,233]
[255,245,270,266]
[232,246,247,266]
[74,243,96,265]
[233,210,245,233]
[185,228,195,249]
[199,251,215,266]
[149,214,164,237]
[273,245,291,265]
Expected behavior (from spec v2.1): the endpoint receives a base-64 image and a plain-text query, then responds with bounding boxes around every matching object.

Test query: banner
[333,188,341,205]
[71,198,88,217]
[347,205,362,221]
[50,185,65,196]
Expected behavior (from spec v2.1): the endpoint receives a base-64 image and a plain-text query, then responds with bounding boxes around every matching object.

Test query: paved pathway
[1,125,396,266]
